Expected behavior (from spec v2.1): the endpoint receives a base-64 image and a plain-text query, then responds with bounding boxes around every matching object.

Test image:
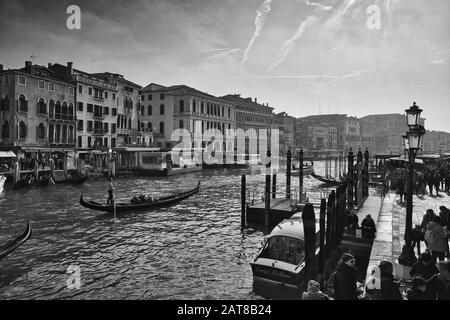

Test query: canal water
[0,161,344,299]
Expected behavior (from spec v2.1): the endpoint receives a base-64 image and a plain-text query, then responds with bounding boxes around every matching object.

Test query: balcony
[93,113,104,120]
[93,96,104,102]
[118,128,130,135]
[94,129,106,136]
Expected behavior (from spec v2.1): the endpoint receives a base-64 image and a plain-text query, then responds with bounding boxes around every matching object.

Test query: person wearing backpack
[333,253,358,300]
[425,216,449,263]
[379,260,403,300]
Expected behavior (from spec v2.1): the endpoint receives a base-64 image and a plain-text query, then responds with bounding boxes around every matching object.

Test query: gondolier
[107,178,115,205]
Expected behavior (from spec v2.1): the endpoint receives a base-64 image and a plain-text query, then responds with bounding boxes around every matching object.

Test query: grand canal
[0,161,339,299]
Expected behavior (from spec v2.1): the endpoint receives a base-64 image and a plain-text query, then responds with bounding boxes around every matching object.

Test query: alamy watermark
[66,5,81,30]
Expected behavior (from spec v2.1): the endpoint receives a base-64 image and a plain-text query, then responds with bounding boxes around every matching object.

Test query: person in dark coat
[406,276,427,300]
[334,253,358,300]
[439,206,450,229]
[426,260,450,300]
[420,209,436,235]
[346,211,359,235]
[379,260,402,300]
[396,177,405,202]
[361,214,376,239]
[409,252,439,299]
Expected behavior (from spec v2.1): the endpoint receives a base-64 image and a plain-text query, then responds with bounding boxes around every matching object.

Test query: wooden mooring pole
[319,198,327,289]
[299,148,304,202]
[272,173,277,199]
[286,149,291,199]
[241,174,246,229]
[265,150,271,228]
[335,187,341,245]
[302,203,316,285]
[347,149,354,209]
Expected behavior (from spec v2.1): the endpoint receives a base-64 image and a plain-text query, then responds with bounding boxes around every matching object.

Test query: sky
[0,0,449,131]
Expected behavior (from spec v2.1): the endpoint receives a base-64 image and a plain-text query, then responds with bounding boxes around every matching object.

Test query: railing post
[286,148,291,199]
[319,198,327,289]
[241,175,246,229]
[335,187,342,245]
[302,203,316,285]
[356,148,363,205]
[272,173,277,199]
[364,148,369,196]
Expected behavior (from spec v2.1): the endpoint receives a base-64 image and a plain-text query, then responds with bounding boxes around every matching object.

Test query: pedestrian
[426,260,450,300]
[334,253,358,300]
[396,177,405,203]
[346,210,359,235]
[411,224,424,255]
[379,260,403,300]
[433,172,441,196]
[302,280,332,300]
[409,251,439,299]
[420,209,436,235]
[438,206,450,230]
[107,178,115,205]
[406,276,427,300]
[361,214,376,239]
[424,216,449,263]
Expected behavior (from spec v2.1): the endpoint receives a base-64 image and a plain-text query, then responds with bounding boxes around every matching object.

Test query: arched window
[179,120,184,129]
[37,123,45,140]
[69,126,74,143]
[160,104,164,115]
[179,100,184,113]
[49,100,54,118]
[137,120,140,131]
[48,124,54,143]
[148,105,152,116]
[62,125,67,143]
[68,103,74,120]
[159,121,164,134]
[18,121,27,139]
[37,98,46,115]
[55,101,61,119]
[18,94,27,112]
[1,121,9,138]
[62,102,68,120]
[148,122,152,132]
[1,95,10,112]
[55,124,61,143]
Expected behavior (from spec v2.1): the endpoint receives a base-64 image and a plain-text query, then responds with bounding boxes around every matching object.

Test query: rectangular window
[148,105,152,116]
[49,82,55,91]
[112,93,116,100]
[88,136,92,147]
[112,123,116,133]
[38,80,45,90]
[104,123,109,132]
[105,92,109,99]
[141,95,145,101]
[18,75,26,85]
[88,87,93,95]
[112,108,117,116]
[148,94,152,101]
[87,121,93,131]
[78,85,83,94]
[78,102,83,112]
[4,76,8,85]
[77,120,84,130]
[69,87,74,96]
[77,136,82,148]
[87,104,93,113]
[160,93,165,100]
[111,138,116,148]
[104,107,109,115]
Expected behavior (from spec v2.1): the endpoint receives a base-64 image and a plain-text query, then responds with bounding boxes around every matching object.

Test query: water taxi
[250,216,320,295]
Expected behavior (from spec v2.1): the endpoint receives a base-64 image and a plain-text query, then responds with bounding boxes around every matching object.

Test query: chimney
[25,61,32,68]
[67,62,73,80]
[254,97,257,103]
[0,64,3,72]
[48,63,52,69]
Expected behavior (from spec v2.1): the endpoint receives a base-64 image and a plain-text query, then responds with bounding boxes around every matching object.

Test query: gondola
[55,176,88,185]
[0,221,32,261]
[291,160,315,176]
[311,172,342,186]
[80,181,200,213]
[0,175,6,194]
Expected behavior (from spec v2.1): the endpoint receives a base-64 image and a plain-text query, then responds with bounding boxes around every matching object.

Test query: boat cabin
[250,217,320,294]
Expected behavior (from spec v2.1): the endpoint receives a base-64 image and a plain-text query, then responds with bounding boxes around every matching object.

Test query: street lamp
[398,103,426,266]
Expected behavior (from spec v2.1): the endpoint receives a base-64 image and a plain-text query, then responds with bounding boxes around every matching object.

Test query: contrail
[240,0,273,68]
[207,48,240,60]
[265,16,317,73]
[304,0,332,11]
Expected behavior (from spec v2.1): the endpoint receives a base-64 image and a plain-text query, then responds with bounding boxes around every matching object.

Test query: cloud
[325,0,357,28]
[304,0,332,11]
[265,16,317,73]
[240,0,273,68]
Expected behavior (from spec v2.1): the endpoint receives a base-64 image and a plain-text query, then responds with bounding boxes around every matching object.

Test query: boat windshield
[259,236,305,265]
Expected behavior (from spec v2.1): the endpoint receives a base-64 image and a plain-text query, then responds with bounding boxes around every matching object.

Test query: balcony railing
[93,114,104,120]
[94,129,106,136]
[93,96,104,102]
[49,113,75,121]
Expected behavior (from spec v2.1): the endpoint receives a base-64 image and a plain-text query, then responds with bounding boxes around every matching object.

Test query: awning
[0,151,17,158]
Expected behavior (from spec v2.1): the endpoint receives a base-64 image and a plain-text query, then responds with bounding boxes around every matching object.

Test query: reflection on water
[0,161,338,299]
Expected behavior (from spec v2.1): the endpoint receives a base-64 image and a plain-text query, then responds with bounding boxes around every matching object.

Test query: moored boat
[0,221,32,261]
[311,172,342,186]
[55,175,88,185]
[250,217,320,295]
[80,181,200,213]
[291,161,314,176]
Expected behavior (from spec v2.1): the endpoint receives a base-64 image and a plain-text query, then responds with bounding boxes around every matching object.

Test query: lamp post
[398,102,426,266]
